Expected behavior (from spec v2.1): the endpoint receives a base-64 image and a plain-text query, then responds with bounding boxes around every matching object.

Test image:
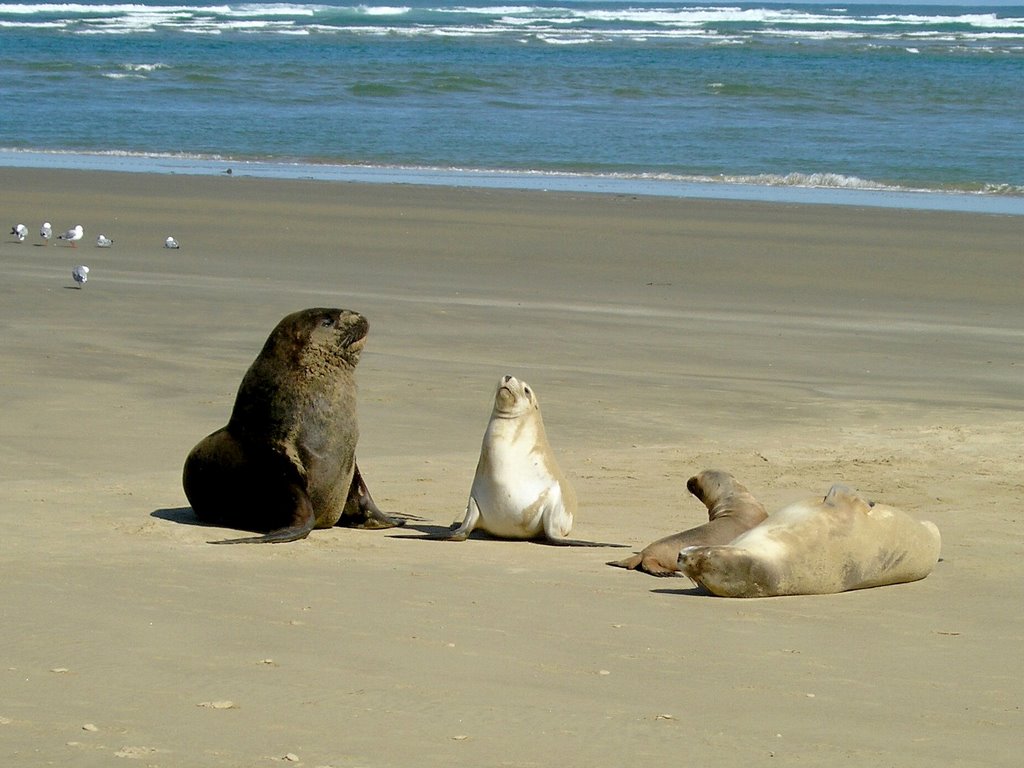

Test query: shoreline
[3,149,1023,217]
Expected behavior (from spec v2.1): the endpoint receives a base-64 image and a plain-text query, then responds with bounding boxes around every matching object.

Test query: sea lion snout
[302,308,368,352]
[324,307,366,334]
[685,475,701,497]
[498,374,521,394]
[338,311,369,346]
[493,375,533,415]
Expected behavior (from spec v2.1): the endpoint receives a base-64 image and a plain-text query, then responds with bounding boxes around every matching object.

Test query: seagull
[72,264,90,287]
[40,222,52,245]
[59,224,84,247]
[96,234,113,248]
[11,224,28,242]
[164,236,179,249]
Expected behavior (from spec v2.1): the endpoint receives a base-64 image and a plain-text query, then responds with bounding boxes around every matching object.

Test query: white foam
[121,62,168,72]
[0,19,66,28]
[0,4,224,14]
[354,5,410,16]
[437,6,540,16]
[229,4,317,17]
[8,148,1024,215]
[4,3,1019,47]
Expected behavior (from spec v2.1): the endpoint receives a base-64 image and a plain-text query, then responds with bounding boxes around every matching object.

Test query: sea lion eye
[524,387,532,397]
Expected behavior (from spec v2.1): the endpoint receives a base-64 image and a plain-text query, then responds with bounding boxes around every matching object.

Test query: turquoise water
[2,2,1023,210]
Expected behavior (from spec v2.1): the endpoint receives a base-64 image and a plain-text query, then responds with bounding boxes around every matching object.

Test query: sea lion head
[263,307,369,369]
[823,483,874,513]
[686,470,745,509]
[492,374,538,419]
[686,470,767,525]
[679,545,781,598]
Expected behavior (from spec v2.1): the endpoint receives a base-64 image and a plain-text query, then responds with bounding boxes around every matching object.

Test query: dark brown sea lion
[182,307,402,544]
[608,469,768,576]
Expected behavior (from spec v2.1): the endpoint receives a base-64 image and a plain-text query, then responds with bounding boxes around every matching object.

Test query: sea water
[1,1,1022,212]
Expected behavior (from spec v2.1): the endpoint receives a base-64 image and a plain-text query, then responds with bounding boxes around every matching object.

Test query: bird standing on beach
[164,236,179,249]
[59,224,84,247]
[40,222,52,245]
[72,264,90,287]
[11,224,28,242]
[96,234,113,248]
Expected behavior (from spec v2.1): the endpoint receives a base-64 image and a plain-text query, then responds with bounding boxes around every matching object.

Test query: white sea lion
[447,375,616,546]
[608,469,768,576]
[679,484,941,597]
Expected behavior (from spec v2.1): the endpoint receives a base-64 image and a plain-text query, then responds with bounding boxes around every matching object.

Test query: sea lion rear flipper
[546,537,629,548]
[210,481,317,544]
[607,552,681,575]
[608,553,644,569]
[636,559,682,576]
[338,464,407,529]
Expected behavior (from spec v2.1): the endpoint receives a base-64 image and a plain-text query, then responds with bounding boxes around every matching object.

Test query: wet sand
[1,168,1021,767]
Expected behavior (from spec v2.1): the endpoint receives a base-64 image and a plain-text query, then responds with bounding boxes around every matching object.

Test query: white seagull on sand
[59,224,84,247]
[164,236,179,249]
[72,265,90,287]
[11,224,28,242]
[96,234,113,248]
[40,222,52,244]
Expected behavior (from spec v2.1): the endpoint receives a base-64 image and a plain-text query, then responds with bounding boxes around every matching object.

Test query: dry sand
[1,168,1021,767]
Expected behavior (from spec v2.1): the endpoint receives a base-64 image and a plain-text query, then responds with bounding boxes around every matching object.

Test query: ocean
[1,1,1022,212]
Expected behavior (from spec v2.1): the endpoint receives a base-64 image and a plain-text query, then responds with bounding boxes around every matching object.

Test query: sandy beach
[1,167,1021,767]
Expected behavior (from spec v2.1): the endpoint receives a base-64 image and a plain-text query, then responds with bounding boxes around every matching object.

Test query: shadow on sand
[650,586,708,597]
[150,506,214,528]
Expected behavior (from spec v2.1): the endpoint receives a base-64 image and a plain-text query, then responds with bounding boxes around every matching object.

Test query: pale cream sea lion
[608,469,768,576]
[447,375,617,546]
[182,308,402,544]
[679,484,941,597]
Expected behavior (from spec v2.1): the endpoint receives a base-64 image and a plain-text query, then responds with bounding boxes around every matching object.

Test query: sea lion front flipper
[210,481,317,544]
[442,497,480,541]
[339,463,406,529]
